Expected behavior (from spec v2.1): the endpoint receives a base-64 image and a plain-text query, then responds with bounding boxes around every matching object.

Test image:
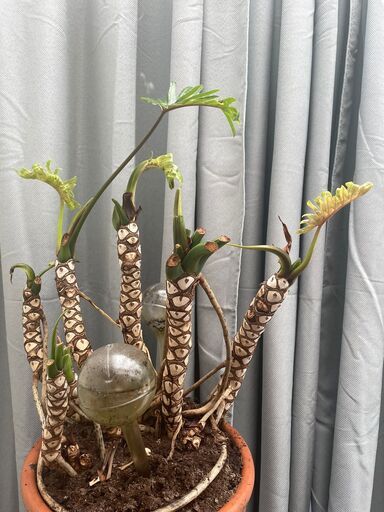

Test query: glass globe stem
[155,331,165,370]
[122,419,150,476]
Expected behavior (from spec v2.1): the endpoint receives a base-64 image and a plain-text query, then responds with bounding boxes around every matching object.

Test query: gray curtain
[1,2,383,512]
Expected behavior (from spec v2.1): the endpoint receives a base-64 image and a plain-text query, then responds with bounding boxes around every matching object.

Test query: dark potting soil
[43,421,242,512]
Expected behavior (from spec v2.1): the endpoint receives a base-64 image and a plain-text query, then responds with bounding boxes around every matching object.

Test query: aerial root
[182,386,233,447]
[37,453,70,512]
[167,421,182,461]
[32,375,45,427]
[153,443,228,512]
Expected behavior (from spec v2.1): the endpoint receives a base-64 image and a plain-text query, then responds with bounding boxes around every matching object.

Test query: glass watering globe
[78,343,156,475]
[142,282,167,370]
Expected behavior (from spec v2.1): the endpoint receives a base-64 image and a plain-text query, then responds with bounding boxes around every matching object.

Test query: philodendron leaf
[298,181,373,234]
[18,161,81,210]
[141,83,240,136]
[113,153,184,229]
[147,153,183,190]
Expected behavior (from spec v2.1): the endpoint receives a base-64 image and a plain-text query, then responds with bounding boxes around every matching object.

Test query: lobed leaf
[298,181,373,234]
[141,83,240,136]
[144,153,183,190]
[18,161,81,210]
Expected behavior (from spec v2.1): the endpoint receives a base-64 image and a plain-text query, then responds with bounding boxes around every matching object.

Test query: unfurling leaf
[18,161,81,210]
[298,181,373,234]
[146,153,183,189]
[141,83,240,136]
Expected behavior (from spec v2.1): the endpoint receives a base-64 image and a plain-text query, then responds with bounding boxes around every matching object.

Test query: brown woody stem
[32,375,45,426]
[199,274,232,396]
[56,454,78,477]
[183,361,226,397]
[78,290,119,328]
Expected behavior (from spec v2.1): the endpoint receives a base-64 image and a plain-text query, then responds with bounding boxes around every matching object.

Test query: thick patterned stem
[55,259,92,367]
[40,309,48,412]
[217,273,290,413]
[41,372,69,466]
[161,275,199,436]
[66,373,81,422]
[117,223,150,357]
[22,288,43,378]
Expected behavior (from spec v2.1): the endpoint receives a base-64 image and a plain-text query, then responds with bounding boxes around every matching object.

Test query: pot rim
[21,423,254,512]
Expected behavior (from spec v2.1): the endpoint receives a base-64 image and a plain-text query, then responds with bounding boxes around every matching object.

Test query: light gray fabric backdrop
[0,1,383,511]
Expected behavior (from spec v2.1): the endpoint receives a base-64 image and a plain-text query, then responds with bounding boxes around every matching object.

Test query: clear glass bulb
[78,343,156,475]
[78,343,156,426]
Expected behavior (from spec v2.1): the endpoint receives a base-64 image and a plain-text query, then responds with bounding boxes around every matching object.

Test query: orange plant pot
[21,423,254,512]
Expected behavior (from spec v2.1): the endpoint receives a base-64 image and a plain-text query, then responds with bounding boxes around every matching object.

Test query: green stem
[126,161,148,208]
[122,420,150,476]
[190,228,206,247]
[167,103,229,114]
[182,242,218,275]
[47,359,59,379]
[58,111,165,261]
[288,226,321,281]
[50,313,63,359]
[173,189,189,253]
[10,263,41,295]
[55,342,64,371]
[166,254,184,281]
[229,243,292,277]
[38,262,55,278]
[173,188,182,217]
[63,353,74,383]
[56,199,65,254]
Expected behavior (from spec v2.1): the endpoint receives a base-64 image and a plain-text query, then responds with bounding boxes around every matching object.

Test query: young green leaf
[63,353,75,383]
[141,83,240,136]
[112,199,129,231]
[126,154,183,205]
[167,82,177,104]
[18,161,81,210]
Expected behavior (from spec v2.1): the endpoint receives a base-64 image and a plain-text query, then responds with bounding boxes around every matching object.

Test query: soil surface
[43,421,242,511]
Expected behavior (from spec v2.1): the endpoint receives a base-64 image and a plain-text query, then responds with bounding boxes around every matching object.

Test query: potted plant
[13,84,372,512]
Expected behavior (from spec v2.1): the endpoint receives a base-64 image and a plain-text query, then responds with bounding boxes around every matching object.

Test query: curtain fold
[160,0,204,387]
[258,2,315,511]
[195,0,249,398]
[312,1,367,510]
[289,0,338,510]
[1,2,383,512]
[328,0,384,509]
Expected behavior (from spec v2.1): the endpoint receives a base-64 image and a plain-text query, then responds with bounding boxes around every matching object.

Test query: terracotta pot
[21,423,254,512]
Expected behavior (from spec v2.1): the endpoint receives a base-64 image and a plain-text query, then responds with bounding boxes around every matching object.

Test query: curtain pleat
[195,0,249,399]
[289,1,339,510]
[328,0,384,509]
[312,1,366,510]
[236,1,277,508]
[258,2,315,511]
[160,0,204,387]
[0,255,18,511]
